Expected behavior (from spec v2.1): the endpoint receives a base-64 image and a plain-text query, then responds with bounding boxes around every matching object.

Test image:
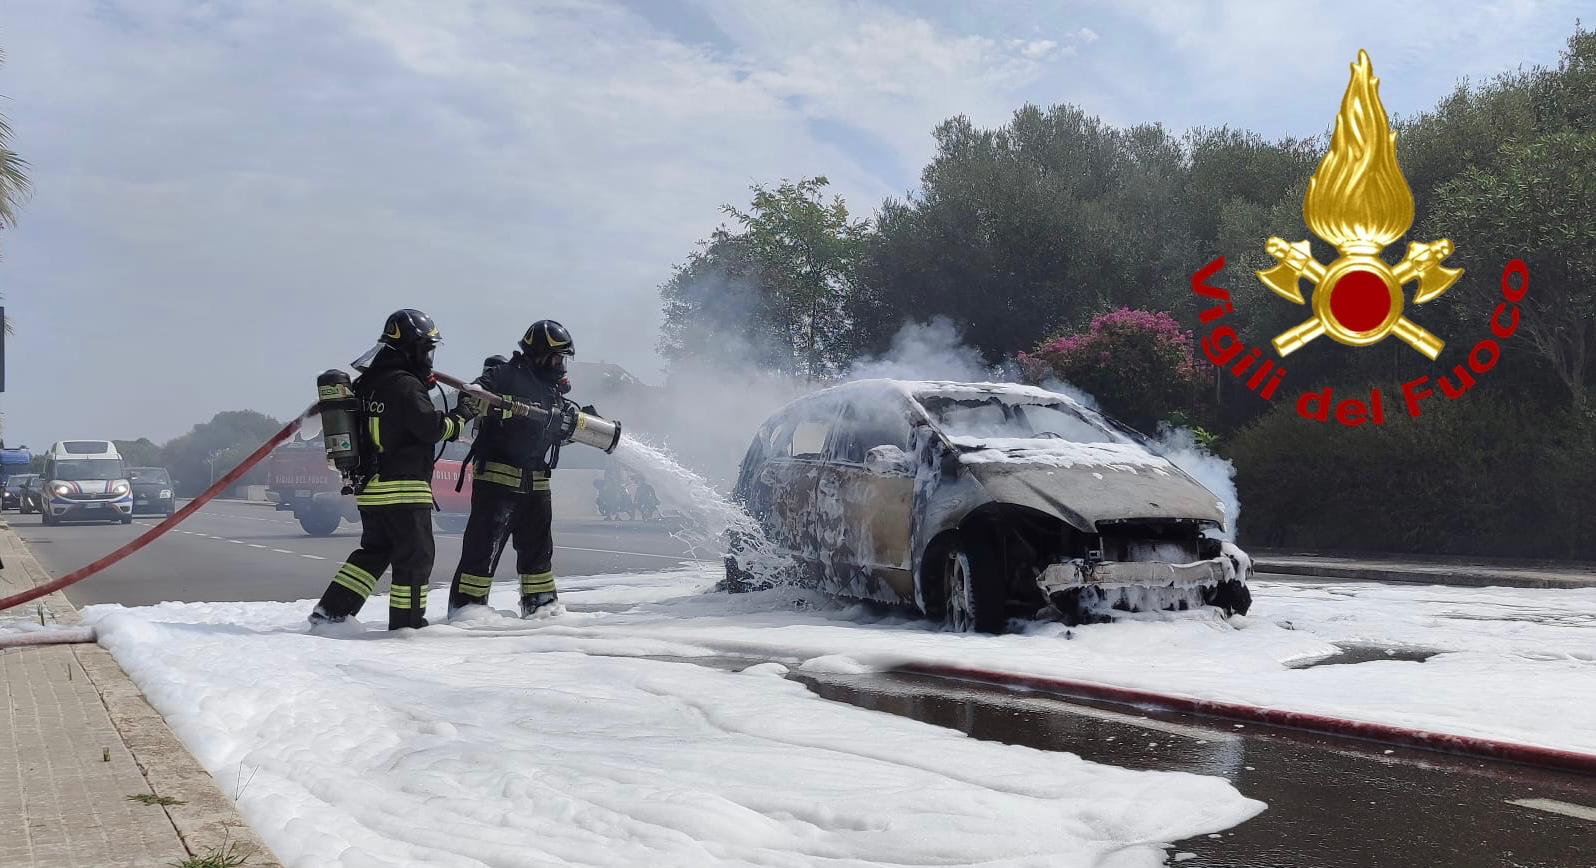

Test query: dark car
[129,467,177,516]
[18,475,42,514]
[4,474,36,511]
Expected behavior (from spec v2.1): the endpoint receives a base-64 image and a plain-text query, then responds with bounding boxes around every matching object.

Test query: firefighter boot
[519,591,562,619]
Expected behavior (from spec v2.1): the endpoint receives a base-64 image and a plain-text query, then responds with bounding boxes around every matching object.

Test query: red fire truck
[267,437,474,535]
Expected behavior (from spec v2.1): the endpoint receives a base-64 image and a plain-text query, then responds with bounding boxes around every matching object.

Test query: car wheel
[120,514,134,525]
[1206,579,1252,617]
[942,537,1005,634]
[298,503,341,536]
[41,512,56,527]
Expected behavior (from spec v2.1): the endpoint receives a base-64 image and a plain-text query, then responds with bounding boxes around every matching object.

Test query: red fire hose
[0,405,317,613]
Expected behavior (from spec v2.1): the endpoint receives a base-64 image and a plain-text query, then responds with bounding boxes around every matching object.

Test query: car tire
[298,503,341,536]
[1207,579,1252,617]
[120,514,134,525]
[942,536,1006,634]
[41,512,56,527]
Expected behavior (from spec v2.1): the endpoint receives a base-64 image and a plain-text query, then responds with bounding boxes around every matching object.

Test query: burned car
[728,380,1252,632]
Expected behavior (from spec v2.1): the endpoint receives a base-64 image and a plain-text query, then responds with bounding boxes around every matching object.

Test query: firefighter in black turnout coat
[448,320,577,619]
[309,309,475,630]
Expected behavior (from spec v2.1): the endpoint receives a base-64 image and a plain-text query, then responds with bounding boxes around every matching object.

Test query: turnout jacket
[355,355,466,508]
[470,353,569,491]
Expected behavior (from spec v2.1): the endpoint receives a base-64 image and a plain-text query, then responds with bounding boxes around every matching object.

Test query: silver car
[728,380,1252,632]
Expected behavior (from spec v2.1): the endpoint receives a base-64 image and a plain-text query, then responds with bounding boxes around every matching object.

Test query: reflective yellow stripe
[369,417,383,452]
[474,473,520,489]
[333,563,378,597]
[482,462,523,481]
[356,494,433,507]
[532,480,551,492]
[442,416,460,441]
[519,572,556,594]
[362,480,432,493]
[388,585,426,609]
[457,573,493,594]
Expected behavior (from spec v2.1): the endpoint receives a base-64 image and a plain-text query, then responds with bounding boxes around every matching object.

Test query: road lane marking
[247,544,267,548]
[1509,798,1596,822]
[271,549,294,554]
[301,554,327,560]
[554,544,689,561]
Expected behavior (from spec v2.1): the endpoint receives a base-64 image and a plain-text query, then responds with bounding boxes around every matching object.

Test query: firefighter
[448,319,577,619]
[308,309,475,630]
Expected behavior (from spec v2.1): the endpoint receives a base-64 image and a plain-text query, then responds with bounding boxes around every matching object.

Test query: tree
[1018,308,1206,432]
[721,178,871,380]
[160,411,284,495]
[1426,131,1596,407]
[660,178,870,379]
[113,438,163,468]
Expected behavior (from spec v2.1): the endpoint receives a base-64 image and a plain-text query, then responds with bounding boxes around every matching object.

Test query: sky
[0,0,1585,448]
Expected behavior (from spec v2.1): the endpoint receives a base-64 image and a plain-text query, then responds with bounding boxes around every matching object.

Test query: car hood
[949,437,1227,531]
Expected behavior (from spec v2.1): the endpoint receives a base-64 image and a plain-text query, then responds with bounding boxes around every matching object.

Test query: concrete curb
[0,521,284,867]
[1253,558,1596,589]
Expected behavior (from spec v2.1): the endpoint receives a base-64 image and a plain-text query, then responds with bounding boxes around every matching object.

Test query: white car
[728,380,1252,632]
[38,440,134,525]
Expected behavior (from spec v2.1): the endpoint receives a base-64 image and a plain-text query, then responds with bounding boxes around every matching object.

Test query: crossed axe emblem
[1259,237,1462,359]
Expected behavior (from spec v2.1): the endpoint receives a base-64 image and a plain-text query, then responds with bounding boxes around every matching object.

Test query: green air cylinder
[316,369,361,476]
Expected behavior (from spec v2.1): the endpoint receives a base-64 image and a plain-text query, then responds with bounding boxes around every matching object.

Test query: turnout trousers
[313,505,436,629]
[448,478,555,609]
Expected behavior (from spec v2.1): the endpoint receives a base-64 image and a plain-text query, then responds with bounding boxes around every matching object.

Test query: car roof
[774,378,1091,418]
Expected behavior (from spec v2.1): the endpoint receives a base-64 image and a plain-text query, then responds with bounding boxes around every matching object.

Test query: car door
[754,403,836,570]
[816,399,914,602]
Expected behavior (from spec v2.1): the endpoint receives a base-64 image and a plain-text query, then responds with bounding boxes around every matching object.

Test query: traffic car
[727,380,1252,632]
[128,467,177,516]
[18,475,41,514]
[38,440,134,525]
[3,473,36,511]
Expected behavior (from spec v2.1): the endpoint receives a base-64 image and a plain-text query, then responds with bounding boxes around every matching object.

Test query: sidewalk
[0,524,281,868]
[1252,549,1596,589]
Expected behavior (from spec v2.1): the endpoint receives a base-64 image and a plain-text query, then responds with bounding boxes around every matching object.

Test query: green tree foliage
[1229,393,1596,558]
[660,178,870,380]
[159,411,283,495]
[1018,308,1206,432]
[113,438,163,468]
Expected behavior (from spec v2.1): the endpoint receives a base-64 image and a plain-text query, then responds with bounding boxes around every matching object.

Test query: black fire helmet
[519,320,575,359]
[353,309,442,372]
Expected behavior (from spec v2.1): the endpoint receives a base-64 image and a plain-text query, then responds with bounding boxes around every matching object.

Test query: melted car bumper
[1036,556,1233,592]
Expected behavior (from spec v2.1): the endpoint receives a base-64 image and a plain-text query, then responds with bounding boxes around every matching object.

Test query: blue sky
[0,0,1585,446]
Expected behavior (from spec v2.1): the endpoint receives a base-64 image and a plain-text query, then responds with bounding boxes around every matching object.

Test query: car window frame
[766,400,843,464]
[825,397,913,467]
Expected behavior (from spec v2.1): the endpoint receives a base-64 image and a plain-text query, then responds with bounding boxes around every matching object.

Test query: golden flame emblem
[1258,50,1461,359]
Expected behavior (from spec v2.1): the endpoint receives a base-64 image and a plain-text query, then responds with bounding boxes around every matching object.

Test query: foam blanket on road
[83,570,1263,868]
[83,568,1596,866]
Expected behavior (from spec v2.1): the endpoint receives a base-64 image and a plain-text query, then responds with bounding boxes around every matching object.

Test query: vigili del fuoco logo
[1190,50,1530,427]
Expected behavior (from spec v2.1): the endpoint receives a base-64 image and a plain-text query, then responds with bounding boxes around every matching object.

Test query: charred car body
[728,380,1252,632]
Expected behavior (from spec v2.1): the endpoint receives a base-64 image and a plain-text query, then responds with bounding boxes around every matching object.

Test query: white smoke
[1153,426,1241,541]
[846,318,994,382]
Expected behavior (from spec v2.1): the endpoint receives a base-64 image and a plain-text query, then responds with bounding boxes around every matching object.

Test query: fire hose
[0,405,319,613]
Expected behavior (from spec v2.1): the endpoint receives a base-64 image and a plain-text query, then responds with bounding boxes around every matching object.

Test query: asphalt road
[17,499,702,608]
[13,500,1595,864]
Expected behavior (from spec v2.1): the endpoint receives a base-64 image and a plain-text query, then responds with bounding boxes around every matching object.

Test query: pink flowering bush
[1019,308,1206,432]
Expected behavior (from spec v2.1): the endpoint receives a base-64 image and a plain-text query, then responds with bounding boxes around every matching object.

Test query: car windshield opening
[130,469,170,484]
[919,396,1130,445]
[53,460,124,481]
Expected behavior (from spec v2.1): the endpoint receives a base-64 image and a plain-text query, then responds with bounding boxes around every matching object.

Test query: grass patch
[126,793,186,807]
[171,841,252,868]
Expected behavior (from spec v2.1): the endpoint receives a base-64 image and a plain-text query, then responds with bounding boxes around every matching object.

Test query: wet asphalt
[792,670,1596,867]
